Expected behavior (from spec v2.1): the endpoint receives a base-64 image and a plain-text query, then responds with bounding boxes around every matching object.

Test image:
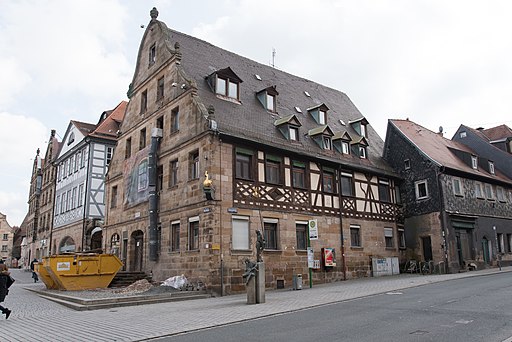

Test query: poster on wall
[323,247,336,267]
[124,146,151,207]
[307,247,314,268]
[308,220,318,240]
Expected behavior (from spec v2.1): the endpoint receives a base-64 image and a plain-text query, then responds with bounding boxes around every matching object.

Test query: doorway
[422,236,433,261]
[131,230,144,272]
[482,237,490,264]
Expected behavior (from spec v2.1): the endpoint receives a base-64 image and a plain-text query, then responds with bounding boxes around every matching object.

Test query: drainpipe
[436,166,449,273]
[337,166,347,281]
[148,128,163,261]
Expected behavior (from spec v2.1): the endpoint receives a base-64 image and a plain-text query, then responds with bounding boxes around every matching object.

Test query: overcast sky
[1,0,512,227]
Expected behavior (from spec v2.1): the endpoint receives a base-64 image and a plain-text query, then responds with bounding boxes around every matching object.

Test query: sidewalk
[2,266,510,342]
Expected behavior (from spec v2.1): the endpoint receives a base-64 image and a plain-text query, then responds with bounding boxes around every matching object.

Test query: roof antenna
[271,48,276,68]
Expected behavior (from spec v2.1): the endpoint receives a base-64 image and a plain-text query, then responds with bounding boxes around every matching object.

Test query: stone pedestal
[256,262,265,304]
[246,276,256,304]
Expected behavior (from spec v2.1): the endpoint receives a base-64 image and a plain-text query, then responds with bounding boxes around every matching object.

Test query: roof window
[308,125,334,150]
[349,117,369,138]
[332,131,352,154]
[207,67,243,101]
[274,115,302,141]
[257,86,279,113]
[308,103,329,125]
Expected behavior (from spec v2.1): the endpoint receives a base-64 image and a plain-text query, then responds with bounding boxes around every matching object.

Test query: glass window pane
[232,218,249,250]
[228,81,238,98]
[216,77,226,95]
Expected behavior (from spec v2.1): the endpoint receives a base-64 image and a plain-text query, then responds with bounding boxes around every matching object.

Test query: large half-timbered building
[104,8,403,294]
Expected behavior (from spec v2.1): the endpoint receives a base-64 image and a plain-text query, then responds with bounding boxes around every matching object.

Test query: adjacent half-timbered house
[51,102,126,254]
[104,8,403,294]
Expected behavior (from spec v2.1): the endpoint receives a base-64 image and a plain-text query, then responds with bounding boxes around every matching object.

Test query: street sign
[308,219,318,240]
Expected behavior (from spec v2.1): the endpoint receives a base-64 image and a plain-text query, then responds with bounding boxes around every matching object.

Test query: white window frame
[415,180,429,200]
[497,186,506,202]
[359,146,367,159]
[471,156,478,169]
[475,182,484,199]
[318,110,326,125]
[452,178,463,196]
[485,183,494,200]
[232,215,250,250]
[489,161,495,175]
[342,141,350,155]
[289,126,298,141]
[323,136,332,150]
[384,227,394,248]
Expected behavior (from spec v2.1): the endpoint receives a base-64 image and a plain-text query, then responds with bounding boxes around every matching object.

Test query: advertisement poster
[307,247,314,268]
[323,247,336,267]
[308,219,318,240]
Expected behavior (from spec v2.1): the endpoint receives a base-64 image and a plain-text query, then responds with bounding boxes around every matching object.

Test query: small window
[149,44,156,66]
[236,151,253,180]
[323,136,332,150]
[475,182,484,199]
[78,183,84,207]
[340,172,354,197]
[110,185,118,208]
[497,187,506,202]
[318,110,326,125]
[266,94,275,112]
[125,138,132,159]
[169,160,178,187]
[188,217,199,250]
[157,76,164,101]
[263,219,278,250]
[265,155,281,185]
[459,131,467,138]
[171,107,179,133]
[453,178,463,196]
[296,221,308,250]
[398,228,406,249]
[156,116,164,130]
[323,168,335,193]
[350,225,361,247]
[170,221,180,252]
[2,234,7,241]
[384,227,394,248]
[378,179,390,202]
[359,146,367,159]
[216,77,227,96]
[139,128,146,150]
[140,90,148,114]
[471,156,478,169]
[216,76,239,100]
[404,159,411,170]
[232,216,250,250]
[415,180,429,200]
[190,151,200,180]
[106,147,113,165]
[292,161,306,189]
[71,187,77,209]
[342,141,350,155]
[489,162,495,175]
[360,124,367,138]
[485,183,494,200]
[289,126,299,141]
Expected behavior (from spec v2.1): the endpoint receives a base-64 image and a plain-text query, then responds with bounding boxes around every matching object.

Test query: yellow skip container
[37,253,123,291]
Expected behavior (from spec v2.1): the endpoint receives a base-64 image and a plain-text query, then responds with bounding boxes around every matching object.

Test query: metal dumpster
[38,253,123,291]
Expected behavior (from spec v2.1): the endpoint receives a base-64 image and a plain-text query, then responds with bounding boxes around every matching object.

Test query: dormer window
[332,131,352,155]
[207,67,243,101]
[471,156,478,169]
[307,104,329,125]
[489,161,495,175]
[350,136,369,159]
[349,117,369,138]
[274,115,302,141]
[359,146,367,158]
[308,125,334,150]
[257,86,279,112]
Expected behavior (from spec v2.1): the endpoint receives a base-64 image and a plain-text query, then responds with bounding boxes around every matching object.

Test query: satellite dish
[439,126,444,133]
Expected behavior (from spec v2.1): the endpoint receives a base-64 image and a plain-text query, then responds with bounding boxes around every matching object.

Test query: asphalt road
[159,272,512,342]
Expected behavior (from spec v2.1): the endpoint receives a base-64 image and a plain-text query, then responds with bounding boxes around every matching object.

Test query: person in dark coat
[30,258,39,282]
[0,260,12,319]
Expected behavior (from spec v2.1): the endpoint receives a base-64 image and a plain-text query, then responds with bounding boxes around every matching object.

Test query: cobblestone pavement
[1,267,510,341]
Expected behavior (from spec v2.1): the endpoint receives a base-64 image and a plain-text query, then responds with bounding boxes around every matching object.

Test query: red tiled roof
[90,101,127,139]
[481,125,512,141]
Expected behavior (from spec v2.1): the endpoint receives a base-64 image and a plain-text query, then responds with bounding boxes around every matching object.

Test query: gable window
[415,180,429,200]
[138,159,148,191]
[475,182,484,199]
[110,185,118,208]
[139,128,146,150]
[169,160,178,187]
[485,184,494,200]
[296,221,308,250]
[171,107,179,133]
[265,155,282,185]
[323,168,335,193]
[189,151,200,180]
[404,159,411,170]
[235,148,253,180]
[125,138,132,159]
[384,227,394,248]
[453,178,463,196]
[350,225,361,247]
[263,219,278,250]
[149,44,156,66]
[292,161,306,189]
[378,179,390,202]
[232,216,250,250]
[489,161,495,175]
[140,90,148,114]
[170,220,180,252]
[471,156,478,169]
[340,172,354,197]
[157,76,164,101]
[188,217,199,250]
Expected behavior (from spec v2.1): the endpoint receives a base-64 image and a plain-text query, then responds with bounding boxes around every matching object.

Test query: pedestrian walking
[0,259,13,319]
[30,258,39,283]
